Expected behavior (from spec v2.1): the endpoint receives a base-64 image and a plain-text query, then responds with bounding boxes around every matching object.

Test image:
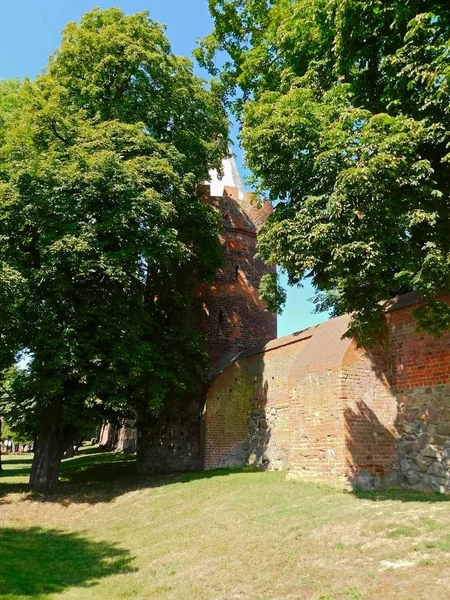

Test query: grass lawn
[2,452,450,600]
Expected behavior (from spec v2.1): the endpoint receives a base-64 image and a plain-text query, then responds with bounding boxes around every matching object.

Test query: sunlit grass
[2,452,450,599]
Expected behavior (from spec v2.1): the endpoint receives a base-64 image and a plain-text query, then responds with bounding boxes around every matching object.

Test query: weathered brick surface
[388,294,450,390]
[205,317,353,478]
[341,343,398,489]
[204,336,309,469]
[136,403,203,473]
[205,295,450,493]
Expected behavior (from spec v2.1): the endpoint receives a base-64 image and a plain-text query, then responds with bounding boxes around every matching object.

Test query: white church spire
[207,154,245,200]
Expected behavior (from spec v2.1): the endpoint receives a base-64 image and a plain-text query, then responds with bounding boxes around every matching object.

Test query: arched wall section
[204,332,311,470]
[204,316,359,476]
[286,316,353,482]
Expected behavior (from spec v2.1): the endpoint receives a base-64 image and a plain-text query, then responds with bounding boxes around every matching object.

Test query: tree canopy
[197,0,450,342]
[0,8,228,489]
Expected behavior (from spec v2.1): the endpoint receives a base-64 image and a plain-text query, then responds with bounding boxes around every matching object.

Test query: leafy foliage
[259,272,287,315]
[0,79,21,145]
[0,8,228,484]
[198,0,450,343]
[0,416,32,445]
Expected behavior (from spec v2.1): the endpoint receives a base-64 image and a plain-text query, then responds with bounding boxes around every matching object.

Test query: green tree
[0,8,228,490]
[0,79,21,144]
[197,0,450,342]
[0,417,32,446]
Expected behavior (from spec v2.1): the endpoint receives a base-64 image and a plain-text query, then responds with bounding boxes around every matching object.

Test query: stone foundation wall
[396,385,450,493]
[387,295,450,492]
[134,291,450,490]
[247,407,290,470]
[205,300,450,493]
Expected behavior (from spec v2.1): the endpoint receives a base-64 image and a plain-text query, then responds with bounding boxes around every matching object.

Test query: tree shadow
[0,458,32,465]
[77,444,107,456]
[344,344,450,502]
[46,464,258,505]
[354,489,450,503]
[0,527,133,598]
[0,450,258,506]
[0,467,31,478]
[345,399,398,487]
[345,403,450,502]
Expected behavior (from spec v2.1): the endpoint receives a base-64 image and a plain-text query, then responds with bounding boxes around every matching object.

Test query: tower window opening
[218,309,224,329]
[235,265,239,281]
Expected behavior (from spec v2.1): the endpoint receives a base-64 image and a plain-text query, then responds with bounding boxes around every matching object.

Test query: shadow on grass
[0,450,256,506]
[0,527,133,598]
[0,468,32,478]
[0,458,33,465]
[77,444,109,456]
[354,489,450,503]
[5,450,449,507]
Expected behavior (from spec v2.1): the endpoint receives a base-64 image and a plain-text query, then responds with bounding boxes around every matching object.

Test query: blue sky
[1,0,329,337]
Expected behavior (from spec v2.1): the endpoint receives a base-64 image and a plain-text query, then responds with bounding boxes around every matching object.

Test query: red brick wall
[204,360,250,469]
[341,342,398,486]
[388,295,450,391]
[286,316,352,482]
[386,295,450,492]
[204,317,354,477]
[205,293,450,492]
[204,336,309,469]
[287,369,346,481]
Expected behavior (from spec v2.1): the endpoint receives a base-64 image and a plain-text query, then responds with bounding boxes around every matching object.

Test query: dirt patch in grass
[2,453,450,599]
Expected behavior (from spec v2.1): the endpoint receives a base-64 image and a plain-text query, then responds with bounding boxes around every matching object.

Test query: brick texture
[192,186,277,373]
[205,296,450,492]
[388,294,450,391]
[387,295,450,492]
[205,316,354,480]
[341,342,398,486]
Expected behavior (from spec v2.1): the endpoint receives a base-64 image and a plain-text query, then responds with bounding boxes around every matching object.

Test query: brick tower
[194,155,277,374]
[136,156,277,473]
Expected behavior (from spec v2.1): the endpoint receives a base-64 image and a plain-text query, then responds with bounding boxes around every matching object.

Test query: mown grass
[2,452,450,599]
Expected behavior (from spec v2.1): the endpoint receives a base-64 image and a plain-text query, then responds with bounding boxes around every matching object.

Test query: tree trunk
[29,401,75,491]
[73,434,82,453]
[63,442,75,459]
